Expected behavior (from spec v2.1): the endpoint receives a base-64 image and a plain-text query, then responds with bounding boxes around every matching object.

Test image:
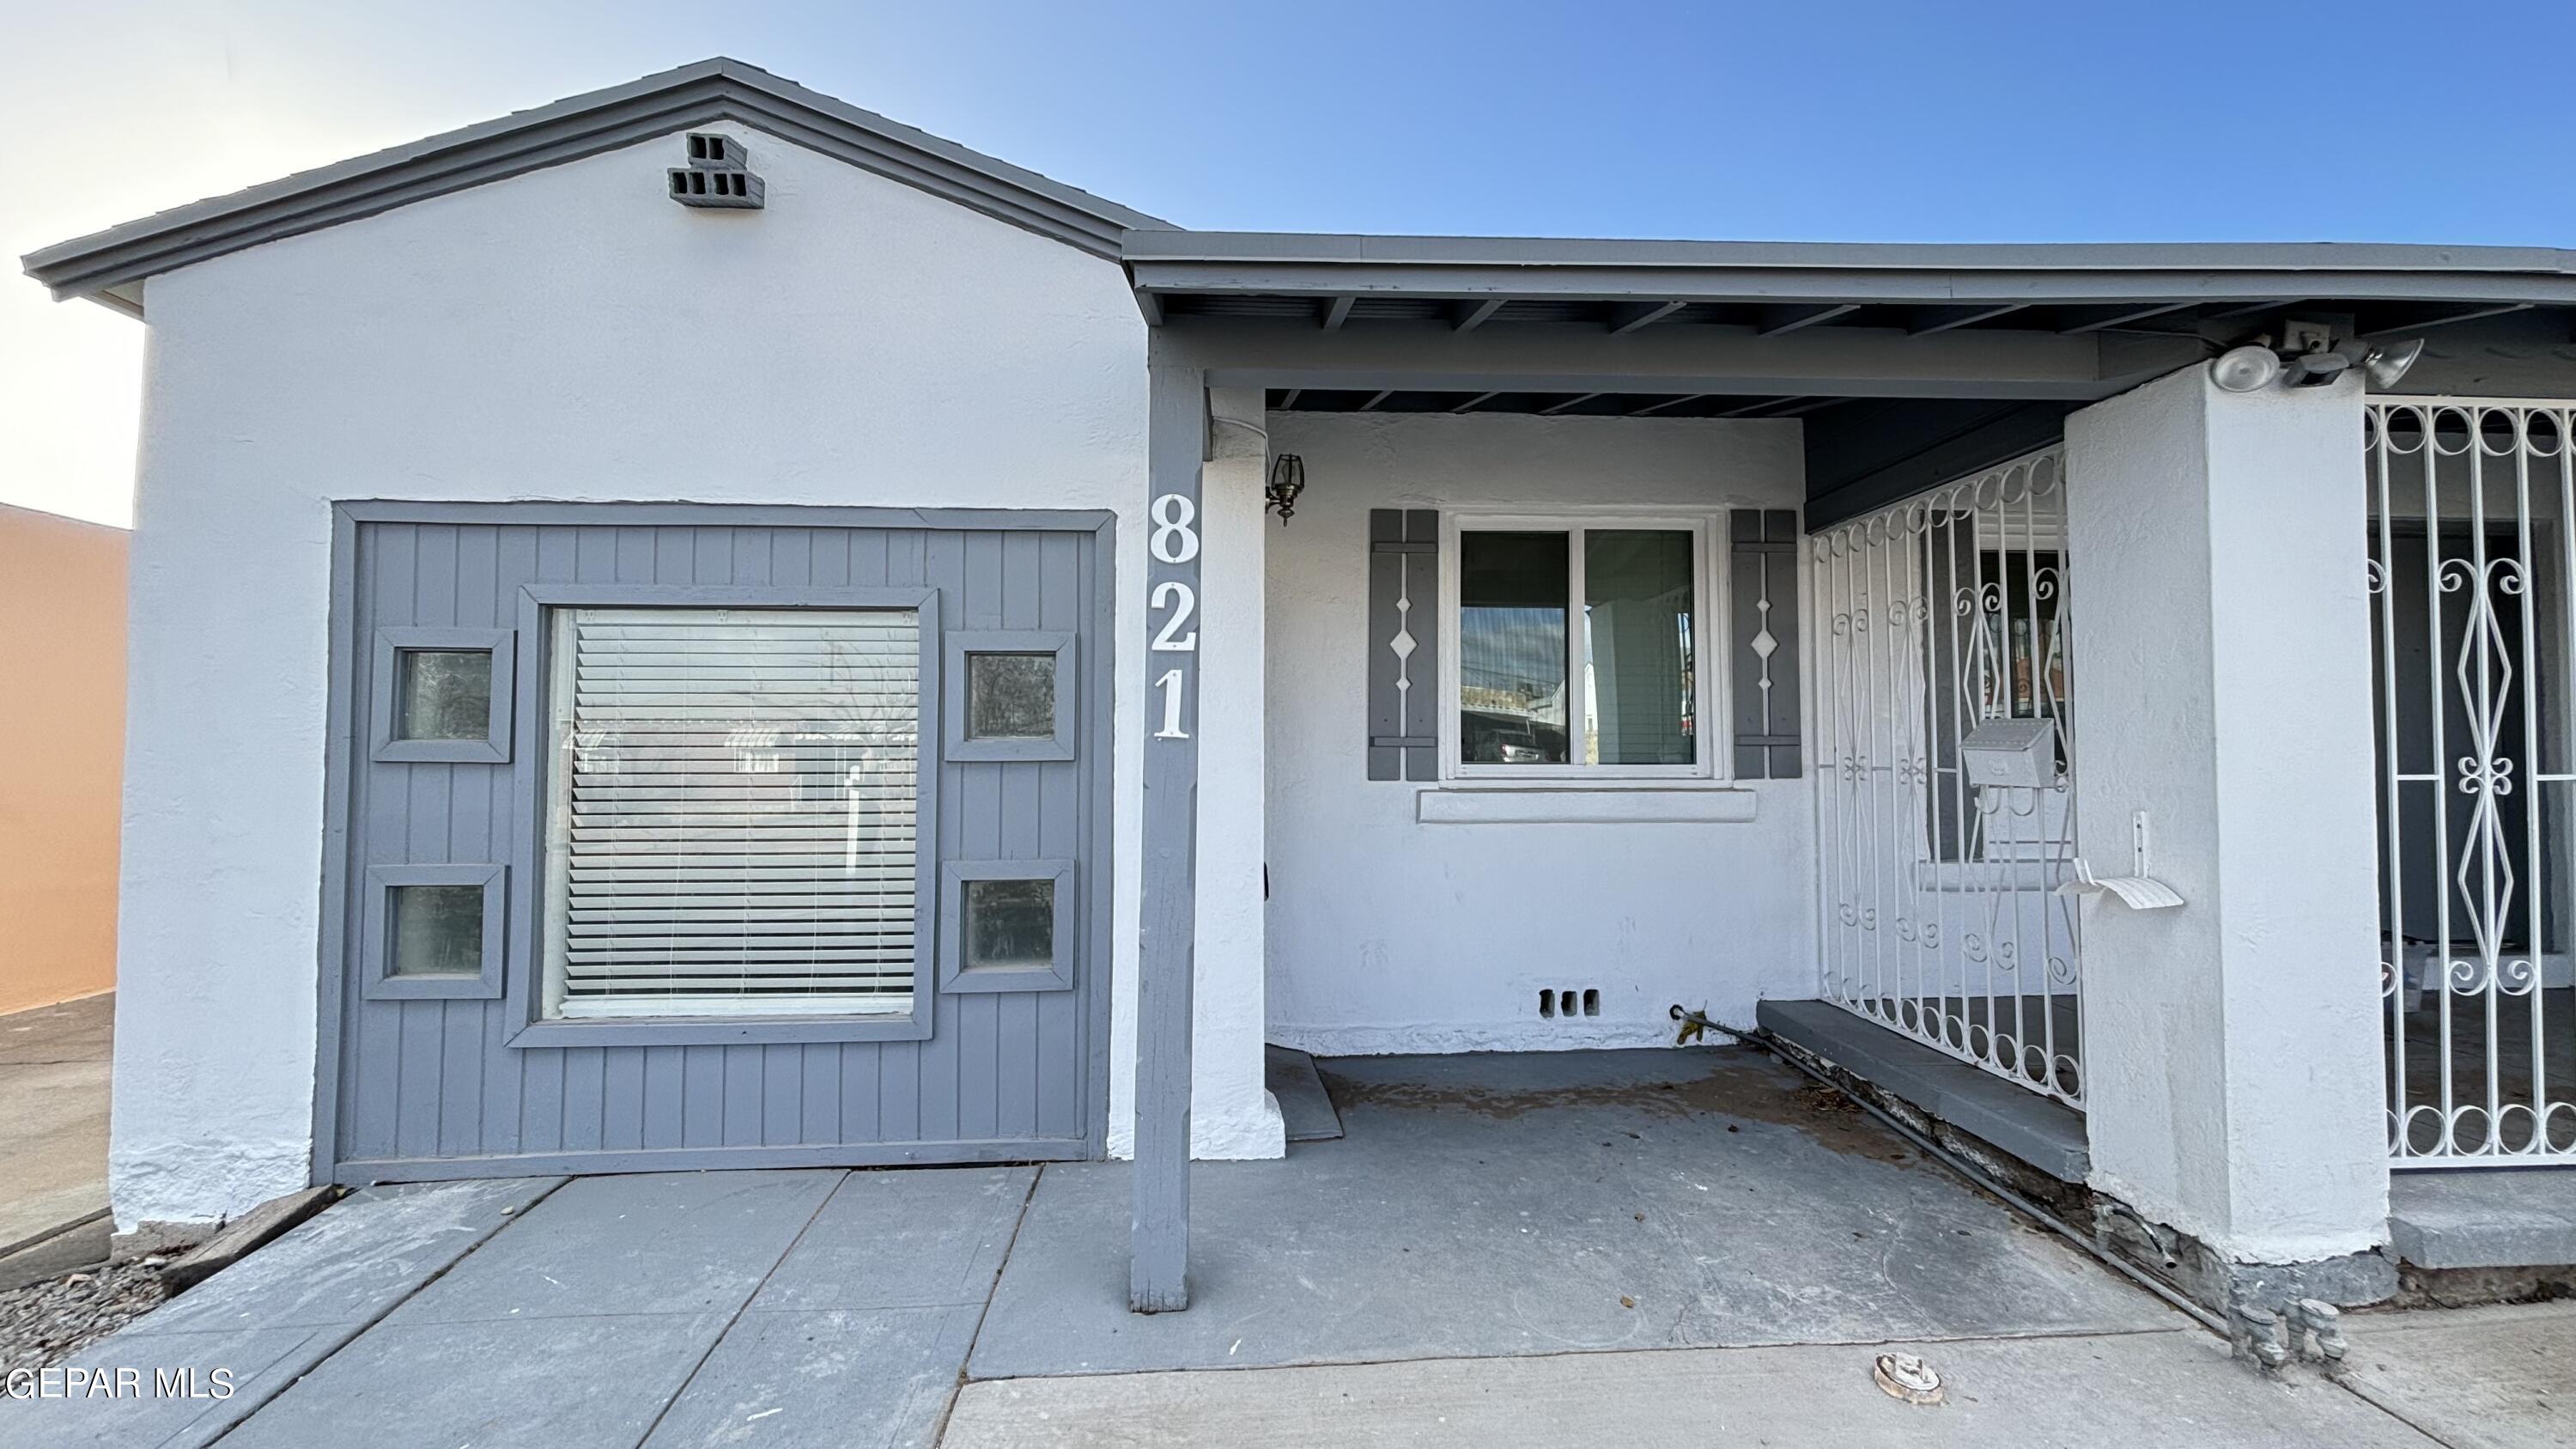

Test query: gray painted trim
[310,507,364,1187]
[24,58,1173,301]
[336,500,1116,532]
[333,1136,1090,1184]
[360,862,509,1001]
[368,625,515,764]
[945,630,1078,762]
[501,580,944,1049]
[1125,228,2576,274]
[939,859,1078,993]
[1132,354,1202,1312]
[1125,229,2576,308]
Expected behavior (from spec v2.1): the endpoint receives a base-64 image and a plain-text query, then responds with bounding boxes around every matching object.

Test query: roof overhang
[1123,229,2576,338]
[23,58,1174,307]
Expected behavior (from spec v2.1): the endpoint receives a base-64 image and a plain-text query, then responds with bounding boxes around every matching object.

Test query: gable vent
[670,132,764,210]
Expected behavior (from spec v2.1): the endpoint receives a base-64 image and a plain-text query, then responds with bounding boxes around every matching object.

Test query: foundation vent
[1537,988,1601,1020]
[670,133,764,210]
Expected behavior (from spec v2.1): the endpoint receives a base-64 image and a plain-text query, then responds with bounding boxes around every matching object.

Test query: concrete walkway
[0,1046,2517,1447]
[0,994,112,1280]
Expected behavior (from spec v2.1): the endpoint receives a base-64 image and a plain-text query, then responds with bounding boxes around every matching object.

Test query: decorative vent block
[670,133,763,210]
[669,166,764,210]
[684,132,748,169]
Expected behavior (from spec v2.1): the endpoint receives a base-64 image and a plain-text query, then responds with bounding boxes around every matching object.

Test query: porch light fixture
[2362,337,2427,390]
[2208,344,2282,393]
[2208,335,2425,393]
[1266,453,1306,524]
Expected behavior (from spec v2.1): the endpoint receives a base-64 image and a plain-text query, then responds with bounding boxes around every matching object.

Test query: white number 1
[1153,668,1188,740]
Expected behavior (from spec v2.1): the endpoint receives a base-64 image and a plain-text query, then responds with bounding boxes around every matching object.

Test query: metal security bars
[1814,447,2083,1107]
[2369,399,2576,1165]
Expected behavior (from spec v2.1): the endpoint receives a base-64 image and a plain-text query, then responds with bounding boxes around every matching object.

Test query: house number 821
[1150,492,1199,740]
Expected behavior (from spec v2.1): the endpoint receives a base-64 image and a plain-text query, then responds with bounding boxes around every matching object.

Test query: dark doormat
[1265,1045,1344,1142]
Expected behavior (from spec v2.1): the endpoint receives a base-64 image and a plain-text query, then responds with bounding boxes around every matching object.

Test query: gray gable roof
[21,58,1176,309]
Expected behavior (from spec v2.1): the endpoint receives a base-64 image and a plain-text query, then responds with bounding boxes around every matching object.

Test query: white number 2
[1153,668,1188,739]
[1150,581,1198,651]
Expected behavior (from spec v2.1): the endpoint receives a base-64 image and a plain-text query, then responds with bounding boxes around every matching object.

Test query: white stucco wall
[2066,367,2386,1263]
[1261,413,1818,1055]
[112,123,1273,1228]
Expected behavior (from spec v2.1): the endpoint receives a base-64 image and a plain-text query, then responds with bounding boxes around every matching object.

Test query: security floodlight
[2209,345,2281,393]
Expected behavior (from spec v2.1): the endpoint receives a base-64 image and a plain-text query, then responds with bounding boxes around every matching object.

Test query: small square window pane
[963,878,1054,970]
[397,650,493,741]
[389,884,484,977]
[1583,530,1697,765]
[967,654,1055,740]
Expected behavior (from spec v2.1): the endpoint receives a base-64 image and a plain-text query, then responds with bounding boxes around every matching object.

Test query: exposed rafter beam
[2361,301,2535,338]
[1625,394,1708,417]
[1321,295,1355,331]
[1278,388,1301,411]
[2057,301,2198,334]
[1450,391,1501,413]
[1765,396,1844,417]
[1714,395,1797,417]
[1757,303,1859,337]
[1905,302,2026,335]
[1359,388,1395,411]
[2203,297,2295,321]
[1452,298,1508,332]
[1607,301,1689,335]
[1540,393,1604,415]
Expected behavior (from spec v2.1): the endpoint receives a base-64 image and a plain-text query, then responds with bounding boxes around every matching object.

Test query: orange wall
[0,504,128,1015]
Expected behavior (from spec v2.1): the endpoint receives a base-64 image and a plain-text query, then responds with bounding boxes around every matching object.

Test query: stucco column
[2065,366,2389,1289]
[1193,387,1287,1159]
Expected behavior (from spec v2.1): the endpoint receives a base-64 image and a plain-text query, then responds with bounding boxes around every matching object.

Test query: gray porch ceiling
[1133,231,2576,524]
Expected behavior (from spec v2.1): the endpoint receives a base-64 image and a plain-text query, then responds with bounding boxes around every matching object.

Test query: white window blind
[540,607,921,1020]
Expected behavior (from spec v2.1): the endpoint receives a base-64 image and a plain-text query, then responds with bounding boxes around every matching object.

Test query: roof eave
[23,58,1175,305]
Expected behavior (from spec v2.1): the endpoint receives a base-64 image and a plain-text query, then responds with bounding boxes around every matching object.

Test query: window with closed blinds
[539,607,922,1020]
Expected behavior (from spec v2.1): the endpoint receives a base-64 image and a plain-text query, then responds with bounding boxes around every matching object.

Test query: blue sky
[9,0,2574,524]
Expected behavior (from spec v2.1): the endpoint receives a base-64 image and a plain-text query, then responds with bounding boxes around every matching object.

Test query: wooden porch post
[1131,353,1205,1312]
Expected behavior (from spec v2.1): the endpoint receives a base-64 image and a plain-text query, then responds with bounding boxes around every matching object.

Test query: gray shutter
[1367,508,1439,781]
[1729,508,1802,779]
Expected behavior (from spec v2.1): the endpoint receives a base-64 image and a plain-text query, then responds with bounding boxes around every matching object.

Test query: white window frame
[1439,510,1727,783]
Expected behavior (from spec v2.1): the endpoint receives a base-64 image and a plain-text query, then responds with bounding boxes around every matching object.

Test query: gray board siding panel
[327,506,1109,1180]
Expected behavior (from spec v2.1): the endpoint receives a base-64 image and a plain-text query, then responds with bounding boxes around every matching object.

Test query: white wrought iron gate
[1814,447,2082,1107]
[2369,398,2576,1164]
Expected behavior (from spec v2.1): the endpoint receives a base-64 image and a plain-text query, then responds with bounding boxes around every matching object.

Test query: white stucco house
[26,58,2576,1317]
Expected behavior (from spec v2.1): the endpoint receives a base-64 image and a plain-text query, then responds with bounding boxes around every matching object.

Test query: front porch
[1129,241,2576,1317]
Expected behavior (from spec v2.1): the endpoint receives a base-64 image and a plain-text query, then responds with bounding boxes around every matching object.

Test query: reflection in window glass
[967,654,1055,739]
[964,878,1054,969]
[1583,531,1696,765]
[1458,532,1571,764]
[397,650,492,741]
[389,884,483,977]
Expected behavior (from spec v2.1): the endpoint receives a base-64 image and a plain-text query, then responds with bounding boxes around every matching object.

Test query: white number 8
[1149,494,1200,563]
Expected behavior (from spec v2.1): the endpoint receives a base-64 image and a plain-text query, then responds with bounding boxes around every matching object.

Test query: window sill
[1416,786,1759,825]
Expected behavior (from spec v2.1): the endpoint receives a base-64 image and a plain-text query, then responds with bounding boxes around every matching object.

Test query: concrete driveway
[0,994,112,1281]
[0,1046,2499,1448]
